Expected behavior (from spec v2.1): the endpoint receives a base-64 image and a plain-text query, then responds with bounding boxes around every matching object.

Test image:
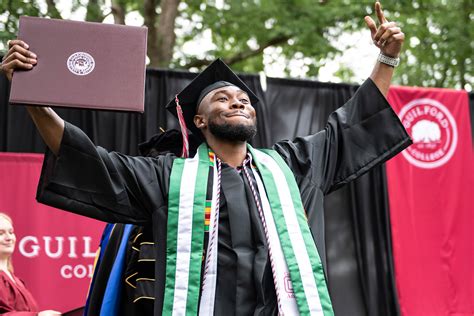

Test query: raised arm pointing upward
[367,1,405,96]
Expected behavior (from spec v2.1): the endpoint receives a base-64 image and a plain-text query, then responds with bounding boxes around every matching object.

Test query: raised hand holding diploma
[1,38,64,155]
[1,39,37,81]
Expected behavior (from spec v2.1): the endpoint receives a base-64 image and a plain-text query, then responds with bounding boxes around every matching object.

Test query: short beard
[208,121,257,142]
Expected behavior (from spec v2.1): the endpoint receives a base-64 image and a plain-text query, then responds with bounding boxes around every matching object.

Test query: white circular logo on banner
[398,98,458,169]
[67,52,95,76]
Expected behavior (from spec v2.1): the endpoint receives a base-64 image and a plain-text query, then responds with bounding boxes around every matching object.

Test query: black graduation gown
[36,78,411,315]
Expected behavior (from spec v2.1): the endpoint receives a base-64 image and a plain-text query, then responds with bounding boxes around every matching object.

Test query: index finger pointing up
[375,2,388,24]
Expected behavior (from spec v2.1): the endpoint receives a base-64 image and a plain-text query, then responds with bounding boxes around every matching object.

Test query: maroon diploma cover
[9,16,148,112]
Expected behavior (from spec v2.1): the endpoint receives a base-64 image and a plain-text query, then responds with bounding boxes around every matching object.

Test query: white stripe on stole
[199,160,219,316]
[172,154,200,315]
[254,151,324,315]
[251,167,300,316]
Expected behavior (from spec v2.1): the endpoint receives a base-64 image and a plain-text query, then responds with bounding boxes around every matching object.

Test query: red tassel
[175,95,189,158]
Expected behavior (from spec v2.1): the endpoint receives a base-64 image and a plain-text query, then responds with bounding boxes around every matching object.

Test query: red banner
[0,153,104,312]
[387,87,474,315]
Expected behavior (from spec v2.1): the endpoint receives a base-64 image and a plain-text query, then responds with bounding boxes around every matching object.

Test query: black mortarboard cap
[165,59,260,152]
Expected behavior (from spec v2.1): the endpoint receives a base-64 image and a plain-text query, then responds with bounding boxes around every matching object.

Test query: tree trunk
[143,0,159,67]
[155,0,180,67]
[111,0,126,25]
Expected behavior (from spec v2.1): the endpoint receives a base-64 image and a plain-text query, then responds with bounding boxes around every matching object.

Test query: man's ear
[194,115,206,129]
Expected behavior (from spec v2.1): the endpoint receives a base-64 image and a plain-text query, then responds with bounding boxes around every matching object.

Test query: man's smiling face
[194,85,257,142]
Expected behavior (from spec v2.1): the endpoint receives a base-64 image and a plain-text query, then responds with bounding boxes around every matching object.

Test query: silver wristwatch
[377,53,400,67]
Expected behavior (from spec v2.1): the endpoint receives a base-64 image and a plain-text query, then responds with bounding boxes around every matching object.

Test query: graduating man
[1,2,411,315]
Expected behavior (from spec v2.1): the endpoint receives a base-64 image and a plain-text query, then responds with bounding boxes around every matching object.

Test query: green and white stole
[163,143,334,316]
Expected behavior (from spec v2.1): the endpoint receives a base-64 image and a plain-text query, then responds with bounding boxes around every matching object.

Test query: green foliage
[334,65,356,83]
[0,0,42,51]
[85,0,105,22]
[177,0,369,76]
[0,0,472,88]
[388,0,473,89]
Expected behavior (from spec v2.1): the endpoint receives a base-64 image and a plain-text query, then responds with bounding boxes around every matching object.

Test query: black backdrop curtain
[1,69,473,315]
[0,69,268,154]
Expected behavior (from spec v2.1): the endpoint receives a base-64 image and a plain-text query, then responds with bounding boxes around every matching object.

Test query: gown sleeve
[274,78,412,194]
[36,121,174,224]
